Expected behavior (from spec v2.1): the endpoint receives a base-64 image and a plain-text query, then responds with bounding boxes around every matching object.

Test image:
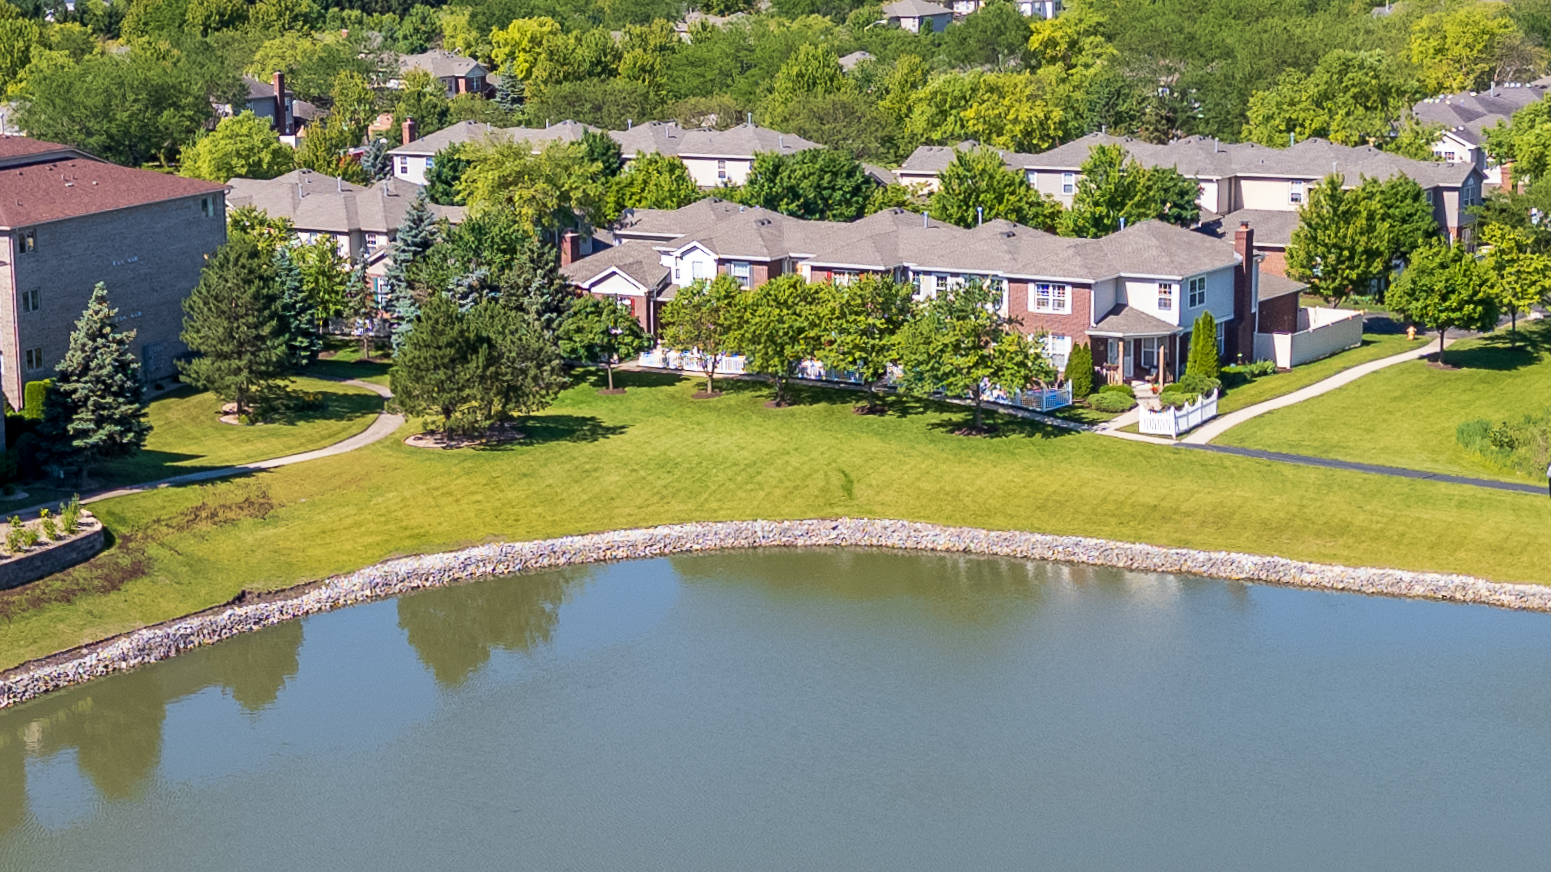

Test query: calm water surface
[2,549,1550,871]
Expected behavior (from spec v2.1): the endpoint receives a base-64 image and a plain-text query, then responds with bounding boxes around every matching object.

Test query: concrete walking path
[12,378,402,516]
[1179,337,1455,445]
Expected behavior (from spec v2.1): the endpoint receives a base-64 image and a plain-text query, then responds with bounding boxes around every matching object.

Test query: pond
[2,549,1549,871]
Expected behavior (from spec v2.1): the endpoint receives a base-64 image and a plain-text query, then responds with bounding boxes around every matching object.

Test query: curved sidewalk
[14,378,403,515]
[1179,338,1453,445]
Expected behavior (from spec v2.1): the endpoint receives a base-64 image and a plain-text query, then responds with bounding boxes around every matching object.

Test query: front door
[1122,340,1134,379]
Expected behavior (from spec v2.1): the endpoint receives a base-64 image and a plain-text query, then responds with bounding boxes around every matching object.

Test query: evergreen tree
[361,137,393,182]
[38,284,151,485]
[390,292,475,433]
[501,237,575,338]
[1066,342,1095,396]
[385,192,440,351]
[466,301,565,425]
[274,247,323,368]
[342,262,376,360]
[424,143,471,206]
[495,64,524,113]
[180,237,291,421]
[1185,311,1220,380]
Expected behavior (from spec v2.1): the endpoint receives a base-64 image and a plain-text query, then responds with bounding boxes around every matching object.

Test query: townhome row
[897,134,1486,275]
[0,136,228,413]
[562,199,1297,386]
[387,120,822,189]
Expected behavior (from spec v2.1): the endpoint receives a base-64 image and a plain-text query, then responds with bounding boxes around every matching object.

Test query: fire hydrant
[1406,325,1417,341]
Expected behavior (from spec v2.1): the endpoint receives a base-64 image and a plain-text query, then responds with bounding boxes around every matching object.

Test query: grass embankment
[1,369,1547,669]
[1215,332,1416,414]
[1220,320,1551,482]
[1,376,382,511]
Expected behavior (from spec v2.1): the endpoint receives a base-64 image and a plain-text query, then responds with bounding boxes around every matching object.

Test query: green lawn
[1216,332,1417,414]
[1,376,382,510]
[1220,320,1551,481]
[311,342,392,386]
[2,368,1547,669]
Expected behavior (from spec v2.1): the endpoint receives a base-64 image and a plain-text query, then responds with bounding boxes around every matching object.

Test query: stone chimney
[401,117,417,146]
[560,230,583,267]
[272,71,287,135]
[1232,221,1257,361]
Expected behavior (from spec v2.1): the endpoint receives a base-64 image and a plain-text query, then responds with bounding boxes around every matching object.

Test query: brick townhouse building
[0,136,227,414]
[562,200,1295,385]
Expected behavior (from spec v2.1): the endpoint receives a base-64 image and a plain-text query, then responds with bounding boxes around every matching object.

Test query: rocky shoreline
[3,517,1548,709]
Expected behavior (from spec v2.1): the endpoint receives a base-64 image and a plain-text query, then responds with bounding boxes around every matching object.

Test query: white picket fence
[637,347,1073,413]
[1139,389,1219,438]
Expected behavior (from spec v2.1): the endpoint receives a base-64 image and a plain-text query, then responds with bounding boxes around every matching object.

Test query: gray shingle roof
[1198,209,1302,248]
[883,0,953,16]
[398,50,486,80]
[1412,85,1548,146]
[561,241,669,291]
[1257,271,1306,301]
[388,119,597,157]
[1089,304,1182,336]
[225,170,461,235]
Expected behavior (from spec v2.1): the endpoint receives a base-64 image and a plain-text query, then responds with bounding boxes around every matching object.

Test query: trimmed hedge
[1066,343,1094,397]
[1097,383,1133,395]
[1090,391,1138,413]
[22,380,50,420]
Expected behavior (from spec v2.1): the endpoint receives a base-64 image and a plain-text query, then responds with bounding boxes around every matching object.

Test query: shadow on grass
[308,356,393,383]
[924,408,1079,440]
[1443,327,1551,372]
[258,390,385,427]
[477,415,629,450]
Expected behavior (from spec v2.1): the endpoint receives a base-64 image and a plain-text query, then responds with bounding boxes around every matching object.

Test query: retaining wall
[0,521,104,591]
[2,518,1547,709]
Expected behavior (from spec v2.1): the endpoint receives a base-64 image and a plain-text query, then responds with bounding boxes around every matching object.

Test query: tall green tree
[1184,311,1220,380]
[896,280,1052,431]
[393,67,451,137]
[464,301,565,429]
[660,275,743,396]
[1058,144,1201,238]
[457,139,607,235]
[38,284,151,485]
[390,291,475,433]
[385,192,439,351]
[180,237,291,421]
[759,43,850,131]
[1409,3,1542,94]
[1285,176,1389,307]
[605,152,705,222]
[1242,50,1424,151]
[730,274,822,406]
[1481,223,1551,342]
[581,128,625,180]
[361,137,394,182]
[274,246,322,368]
[558,295,652,392]
[817,274,914,413]
[931,146,1062,231]
[501,237,575,338]
[180,111,294,183]
[1387,240,1501,366]
[424,143,471,206]
[743,148,878,222]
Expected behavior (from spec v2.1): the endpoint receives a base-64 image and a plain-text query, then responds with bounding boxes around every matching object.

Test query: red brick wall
[1007,281,1093,340]
[1258,248,1288,277]
[1257,293,1298,334]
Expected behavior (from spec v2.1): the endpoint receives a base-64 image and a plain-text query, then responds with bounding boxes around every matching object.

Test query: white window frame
[915,273,937,297]
[730,260,752,288]
[833,270,858,287]
[1186,276,1207,309]
[1215,320,1226,355]
[1289,180,1303,204]
[1061,172,1075,195]
[20,287,40,313]
[1157,282,1175,311]
[24,347,44,371]
[717,159,728,182]
[1032,282,1070,314]
[1044,334,1072,371]
[398,157,409,175]
[691,257,711,280]
[1140,337,1159,368]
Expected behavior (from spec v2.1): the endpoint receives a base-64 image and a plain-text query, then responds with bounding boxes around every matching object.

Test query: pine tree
[361,137,393,181]
[38,284,151,486]
[180,237,291,421]
[385,192,439,352]
[1066,342,1095,396]
[1185,311,1220,380]
[495,64,524,112]
[274,247,323,368]
[342,262,376,360]
[500,237,575,338]
[390,292,475,433]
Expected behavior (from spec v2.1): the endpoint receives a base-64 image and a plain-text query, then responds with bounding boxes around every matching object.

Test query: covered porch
[1088,306,1183,388]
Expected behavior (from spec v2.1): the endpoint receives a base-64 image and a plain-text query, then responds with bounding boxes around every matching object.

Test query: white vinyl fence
[1139,389,1219,438]
[1253,307,1363,369]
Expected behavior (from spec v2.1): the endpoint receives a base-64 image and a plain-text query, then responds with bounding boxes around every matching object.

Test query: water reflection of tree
[0,620,305,821]
[668,548,1051,626]
[396,570,583,688]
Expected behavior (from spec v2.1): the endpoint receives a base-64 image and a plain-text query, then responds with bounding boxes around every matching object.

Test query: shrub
[1098,383,1134,395]
[1455,411,1551,478]
[1066,343,1094,396]
[61,496,82,534]
[1185,312,1220,380]
[1456,419,1490,451]
[39,509,57,542]
[1177,373,1221,396]
[5,516,26,554]
[1090,391,1138,412]
[22,379,50,419]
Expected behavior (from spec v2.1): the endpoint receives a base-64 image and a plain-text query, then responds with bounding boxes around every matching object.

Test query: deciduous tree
[1058,144,1200,238]
[38,284,151,485]
[1481,223,1551,342]
[931,145,1062,231]
[817,274,914,412]
[180,111,295,183]
[1285,176,1389,307]
[730,274,822,406]
[558,295,652,391]
[1387,240,1501,366]
[743,148,878,222]
[605,152,704,221]
[1242,50,1423,151]
[660,275,742,396]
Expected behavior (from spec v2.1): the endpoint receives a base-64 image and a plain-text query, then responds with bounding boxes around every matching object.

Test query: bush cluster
[1091,391,1138,413]
[1456,410,1551,479]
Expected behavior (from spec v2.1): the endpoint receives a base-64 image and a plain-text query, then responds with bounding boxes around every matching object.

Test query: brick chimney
[401,117,417,146]
[560,230,582,267]
[272,71,287,135]
[1501,162,1515,194]
[1232,221,1257,361]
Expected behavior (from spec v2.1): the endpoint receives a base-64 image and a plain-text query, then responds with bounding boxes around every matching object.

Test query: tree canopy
[931,146,1061,231]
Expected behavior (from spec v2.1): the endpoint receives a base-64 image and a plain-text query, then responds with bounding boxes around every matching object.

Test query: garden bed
[0,501,103,591]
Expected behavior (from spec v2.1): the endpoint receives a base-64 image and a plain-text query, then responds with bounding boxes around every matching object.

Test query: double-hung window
[20,288,40,313]
[691,258,711,280]
[24,347,44,371]
[1032,283,1070,314]
[1061,172,1075,195]
[717,160,728,182]
[833,270,857,287]
[366,232,380,250]
[915,273,937,298]
[730,261,752,288]
[1140,337,1159,369]
[1289,180,1304,204]
[1186,276,1207,308]
[1215,320,1226,355]
[1157,282,1175,311]
[398,157,409,175]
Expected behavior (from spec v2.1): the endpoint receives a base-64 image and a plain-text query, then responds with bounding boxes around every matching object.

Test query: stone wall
[0,520,104,591]
[3,518,1547,709]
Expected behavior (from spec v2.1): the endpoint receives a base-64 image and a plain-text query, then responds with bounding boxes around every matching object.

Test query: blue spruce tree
[274,247,323,367]
[362,137,393,182]
[386,193,439,351]
[495,64,524,113]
